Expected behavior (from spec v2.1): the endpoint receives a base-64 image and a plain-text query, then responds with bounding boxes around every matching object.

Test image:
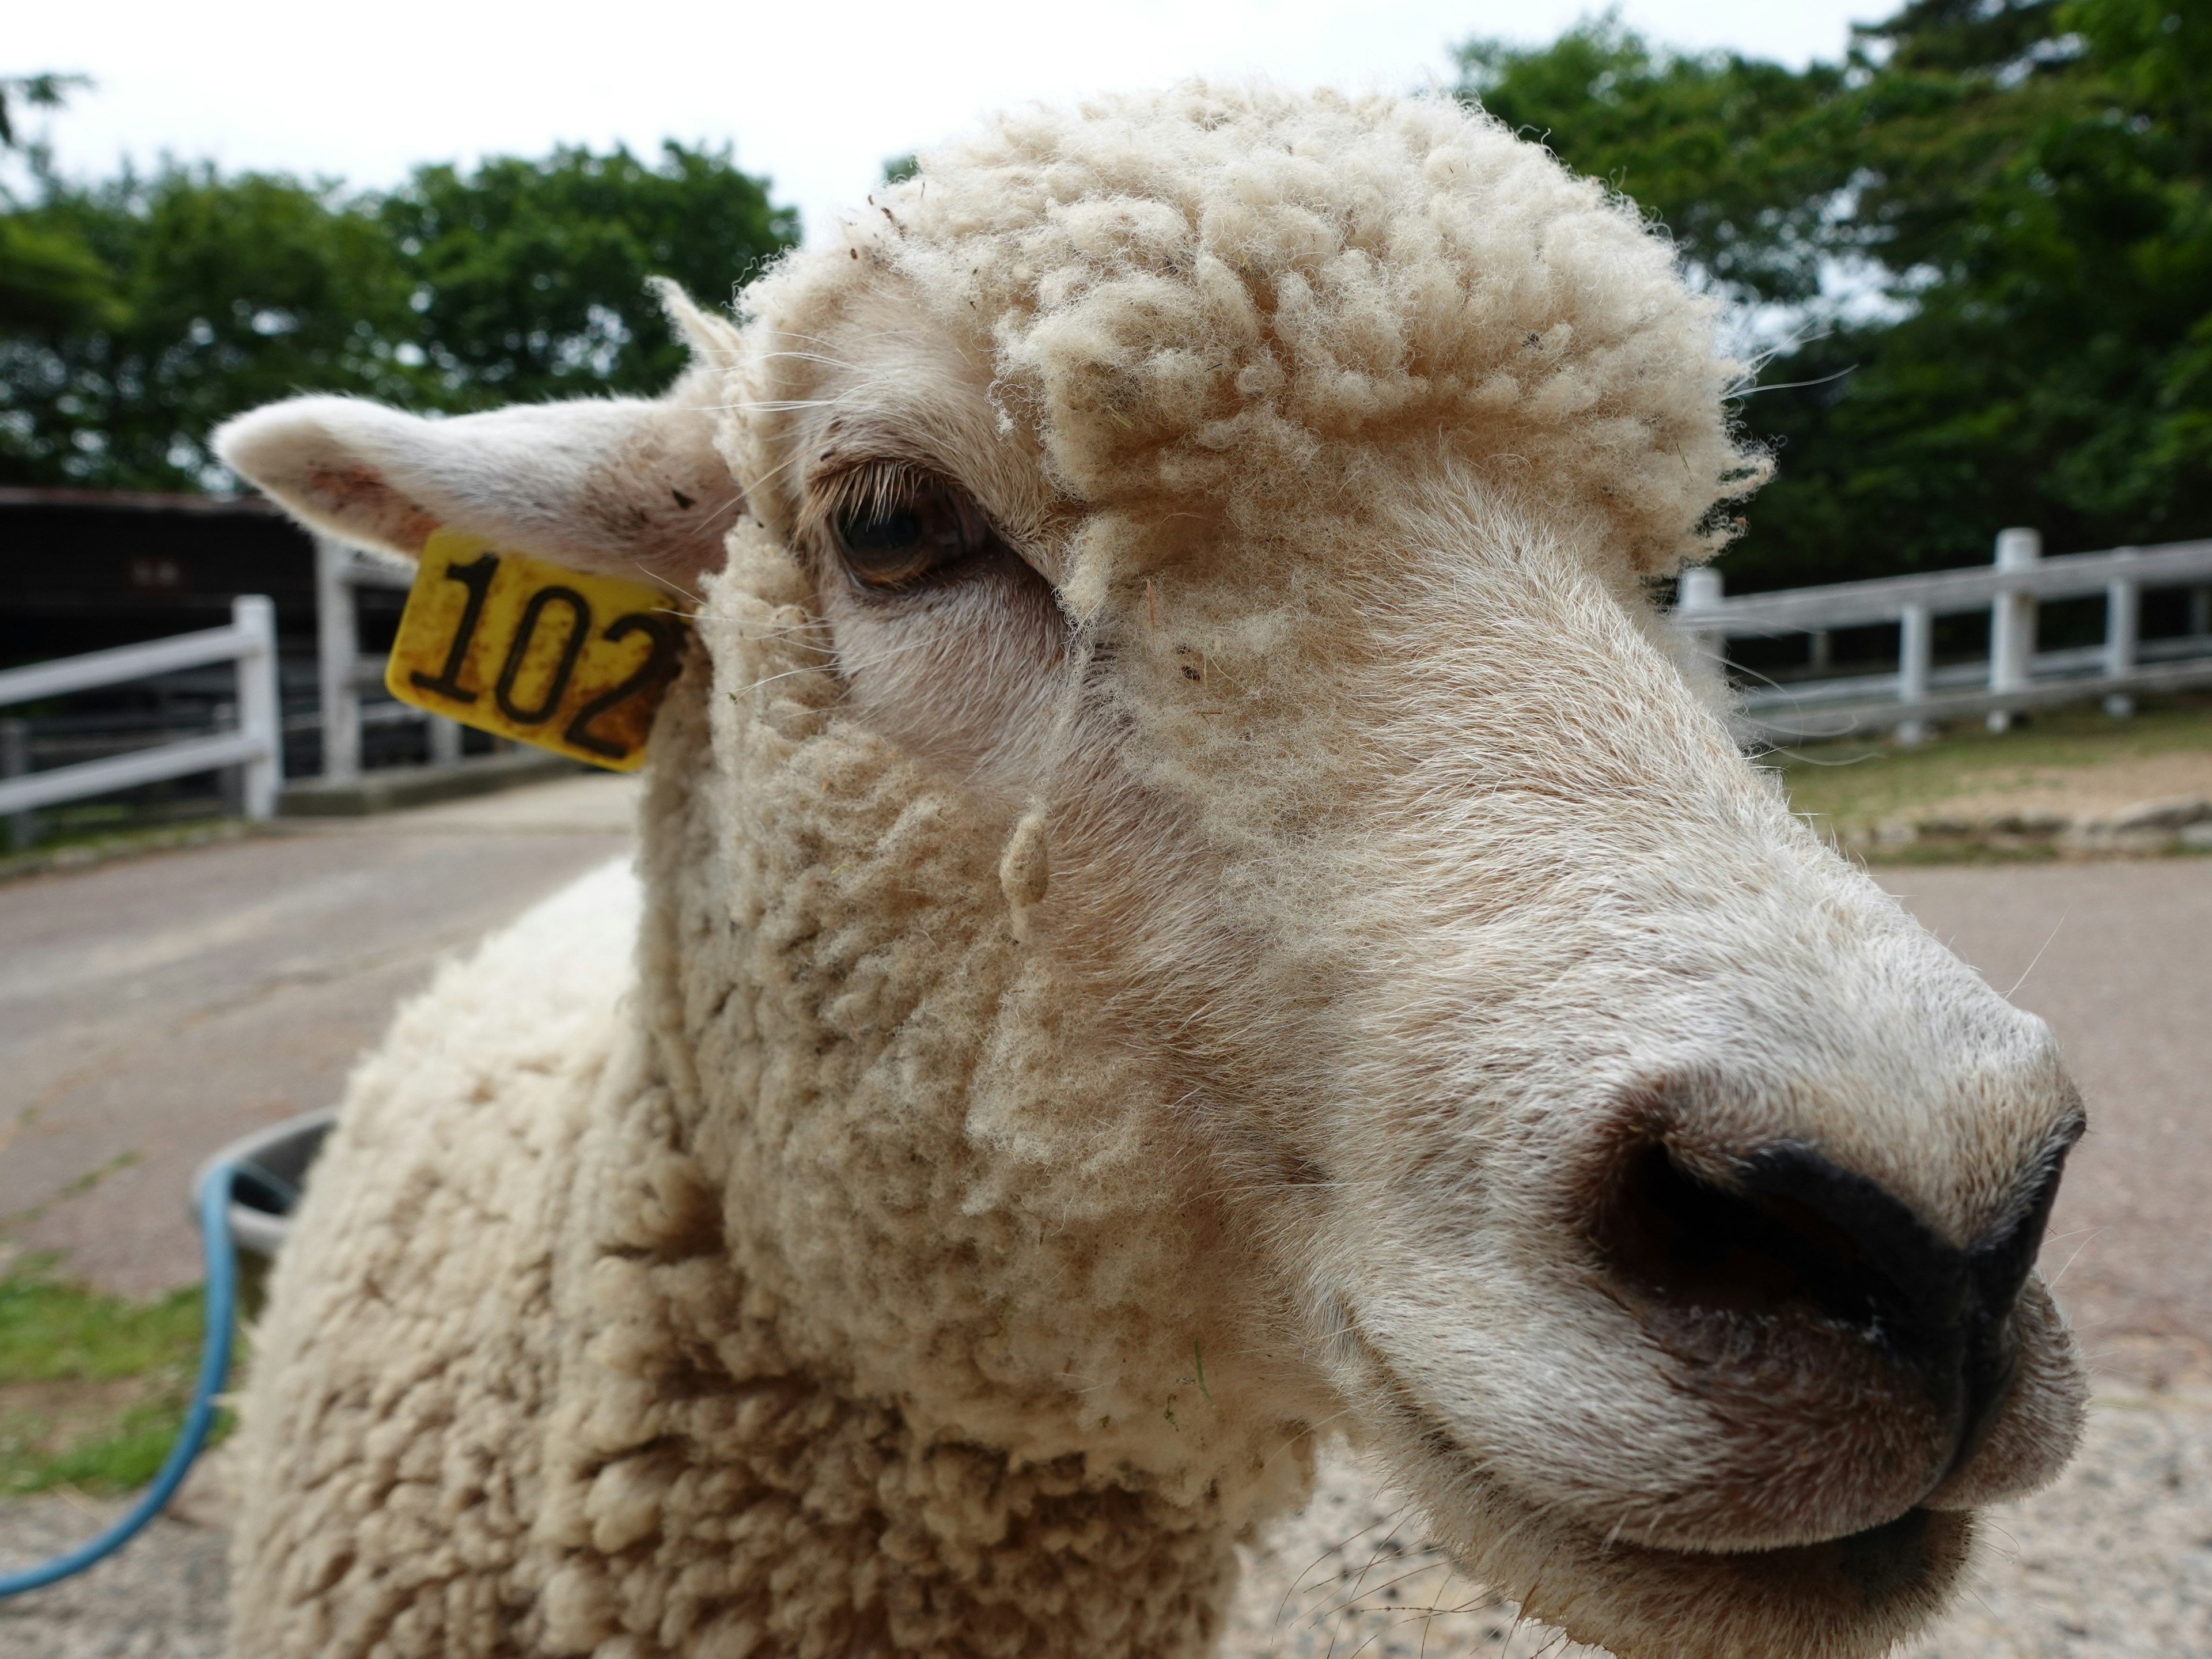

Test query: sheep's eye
[830,474,993,592]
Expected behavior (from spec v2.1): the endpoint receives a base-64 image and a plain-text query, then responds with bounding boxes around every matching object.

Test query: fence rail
[0,596,282,821]
[1676,530,2212,743]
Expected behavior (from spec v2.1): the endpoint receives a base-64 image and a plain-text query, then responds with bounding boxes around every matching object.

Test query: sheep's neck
[530,649,1287,1654]
[529,1048,1241,1659]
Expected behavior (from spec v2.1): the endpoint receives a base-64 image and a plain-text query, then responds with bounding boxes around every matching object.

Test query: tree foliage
[0,75,87,152]
[1457,26,1859,306]
[2,167,418,488]
[1459,1,2212,587]
[0,142,796,491]
[0,78,118,353]
[385,143,796,407]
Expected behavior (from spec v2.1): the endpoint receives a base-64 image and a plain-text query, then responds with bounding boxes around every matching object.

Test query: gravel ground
[2,1391,2202,1658]
[1225,1391,2212,1658]
[1862,748,2212,830]
[0,1493,228,1659]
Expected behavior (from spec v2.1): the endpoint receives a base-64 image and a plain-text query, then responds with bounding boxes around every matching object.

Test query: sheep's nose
[1597,1137,2071,1473]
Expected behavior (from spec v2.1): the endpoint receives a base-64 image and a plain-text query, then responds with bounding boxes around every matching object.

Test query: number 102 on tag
[385,529,688,772]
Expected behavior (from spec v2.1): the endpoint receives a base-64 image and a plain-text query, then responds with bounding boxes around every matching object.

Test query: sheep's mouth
[1682,1504,1940,1594]
[1345,1321,1968,1656]
[1421,1430,1967,1656]
[1435,1418,1954,1592]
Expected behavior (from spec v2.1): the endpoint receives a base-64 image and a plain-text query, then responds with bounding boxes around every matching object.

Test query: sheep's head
[220,86,2085,1659]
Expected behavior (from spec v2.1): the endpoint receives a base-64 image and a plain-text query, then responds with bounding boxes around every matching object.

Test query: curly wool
[230,664,1266,1658]
[736,82,1761,575]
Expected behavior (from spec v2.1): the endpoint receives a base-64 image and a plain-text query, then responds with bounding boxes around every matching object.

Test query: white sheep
[213,85,2088,1659]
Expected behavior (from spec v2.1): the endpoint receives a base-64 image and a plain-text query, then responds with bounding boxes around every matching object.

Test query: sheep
[211,84,2089,1659]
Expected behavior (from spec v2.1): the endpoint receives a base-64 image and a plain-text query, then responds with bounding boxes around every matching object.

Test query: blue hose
[0,1157,239,1599]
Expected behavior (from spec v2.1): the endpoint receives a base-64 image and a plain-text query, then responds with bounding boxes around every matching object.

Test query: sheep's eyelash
[800,460,1032,607]
[798,459,945,550]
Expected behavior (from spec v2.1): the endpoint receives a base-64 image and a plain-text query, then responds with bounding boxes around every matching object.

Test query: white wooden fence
[0,595,283,823]
[315,535,464,781]
[6,529,2202,830]
[1676,530,2212,743]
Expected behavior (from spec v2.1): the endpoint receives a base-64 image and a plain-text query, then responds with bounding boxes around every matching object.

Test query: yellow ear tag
[385,529,689,772]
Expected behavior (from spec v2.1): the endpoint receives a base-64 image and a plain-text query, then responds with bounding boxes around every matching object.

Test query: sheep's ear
[214,283,745,589]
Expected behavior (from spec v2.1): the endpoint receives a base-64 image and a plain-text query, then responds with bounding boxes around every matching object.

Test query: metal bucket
[189,1108,338,1263]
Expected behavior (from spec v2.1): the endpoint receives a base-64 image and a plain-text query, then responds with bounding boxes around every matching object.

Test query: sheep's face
[221,87,2085,1659]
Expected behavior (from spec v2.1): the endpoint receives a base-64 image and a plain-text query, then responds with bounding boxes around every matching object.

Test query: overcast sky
[12,0,1883,243]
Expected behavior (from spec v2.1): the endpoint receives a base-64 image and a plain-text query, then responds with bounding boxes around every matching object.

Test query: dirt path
[0,1495,226,1659]
[0,774,636,1295]
[1891,859,2212,1390]
[1775,701,2212,844]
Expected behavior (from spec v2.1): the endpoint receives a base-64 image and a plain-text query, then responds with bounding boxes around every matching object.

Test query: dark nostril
[1596,1141,1941,1337]
[1731,1145,1969,1347]
[1596,1136,2074,1475]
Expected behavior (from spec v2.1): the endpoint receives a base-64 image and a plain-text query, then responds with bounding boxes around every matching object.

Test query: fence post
[2105,570,2139,718]
[213,700,244,816]
[1896,603,1933,745]
[0,718,33,850]
[315,536,362,782]
[1987,527,2040,732]
[1677,567,1725,679]
[233,594,283,820]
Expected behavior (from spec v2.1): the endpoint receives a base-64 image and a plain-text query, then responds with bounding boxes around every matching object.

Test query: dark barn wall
[0,488,320,668]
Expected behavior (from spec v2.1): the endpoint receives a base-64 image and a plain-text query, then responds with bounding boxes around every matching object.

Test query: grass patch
[0,792,232,858]
[1763,694,2212,832]
[0,818,249,887]
[0,1255,234,1496]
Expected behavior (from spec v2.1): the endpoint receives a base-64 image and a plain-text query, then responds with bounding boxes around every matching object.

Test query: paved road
[0,774,636,1296]
[1878,858,2212,1390]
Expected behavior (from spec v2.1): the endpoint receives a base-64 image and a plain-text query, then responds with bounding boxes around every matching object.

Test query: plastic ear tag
[385,529,688,772]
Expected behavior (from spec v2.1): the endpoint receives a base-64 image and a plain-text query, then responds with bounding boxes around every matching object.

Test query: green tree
[1,165,418,489]
[0,75,116,340]
[0,212,120,335]
[1456,3,2212,588]
[0,139,797,491]
[386,142,797,407]
[1737,0,2212,584]
[0,74,88,151]
[1456,18,1859,306]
